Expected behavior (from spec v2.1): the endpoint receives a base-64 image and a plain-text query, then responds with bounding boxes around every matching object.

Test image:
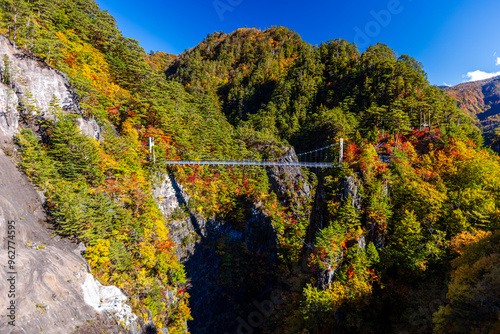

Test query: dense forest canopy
[166,27,479,148]
[1,1,499,333]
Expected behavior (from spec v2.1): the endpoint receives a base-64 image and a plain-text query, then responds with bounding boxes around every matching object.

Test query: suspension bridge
[150,138,344,168]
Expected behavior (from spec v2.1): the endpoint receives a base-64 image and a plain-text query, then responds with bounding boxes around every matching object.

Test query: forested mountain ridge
[165,27,479,149]
[444,75,500,118]
[443,76,500,150]
[0,1,499,333]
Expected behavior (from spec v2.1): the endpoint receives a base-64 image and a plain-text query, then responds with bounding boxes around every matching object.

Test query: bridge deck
[163,160,335,168]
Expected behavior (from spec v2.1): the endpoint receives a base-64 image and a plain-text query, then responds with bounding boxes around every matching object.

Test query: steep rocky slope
[0,34,99,142]
[153,171,283,333]
[0,149,104,333]
[149,143,316,333]
[0,35,137,333]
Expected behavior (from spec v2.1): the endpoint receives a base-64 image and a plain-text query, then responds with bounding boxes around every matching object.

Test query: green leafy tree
[0,0,28,47]
[48,115,102,183]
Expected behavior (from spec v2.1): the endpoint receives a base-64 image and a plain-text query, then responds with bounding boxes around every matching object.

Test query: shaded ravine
[154,174,280,333]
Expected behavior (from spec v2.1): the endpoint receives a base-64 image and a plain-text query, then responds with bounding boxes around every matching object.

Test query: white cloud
[464,70,500,82]
[497,57,500,66]
[442,82,451,87]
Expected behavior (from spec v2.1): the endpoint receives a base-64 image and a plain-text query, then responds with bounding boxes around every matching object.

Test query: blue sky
[96,0,500,86]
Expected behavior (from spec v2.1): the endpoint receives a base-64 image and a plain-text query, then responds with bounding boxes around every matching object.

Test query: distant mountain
[444,76,500,148]
[444,75,500,122]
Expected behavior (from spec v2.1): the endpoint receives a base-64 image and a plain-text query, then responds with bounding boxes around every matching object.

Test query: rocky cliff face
[266,146,312,210]
[0,82,18,140]
[0,34,99,143]
[150,145,320,333]
[0,36,134,333]
[0,149,138,333]
[153,173,279,334]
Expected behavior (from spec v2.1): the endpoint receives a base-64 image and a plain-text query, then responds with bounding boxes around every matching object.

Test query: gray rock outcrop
[0,83,19,140]
[0,33,100,142]
[0,149,136,333]
[0,35,133,333]
[152,173,279,334]
[266,146,312,209]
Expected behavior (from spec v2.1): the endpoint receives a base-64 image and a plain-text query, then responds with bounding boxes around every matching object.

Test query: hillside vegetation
[1,1,499,333]
[444,76,500,119]
[444,76,500,150]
